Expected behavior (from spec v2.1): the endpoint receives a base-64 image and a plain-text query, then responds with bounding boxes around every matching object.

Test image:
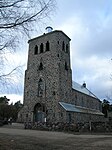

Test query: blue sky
[1,0,112,103]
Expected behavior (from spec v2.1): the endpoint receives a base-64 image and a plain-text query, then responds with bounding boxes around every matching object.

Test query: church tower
[23,29,72,123]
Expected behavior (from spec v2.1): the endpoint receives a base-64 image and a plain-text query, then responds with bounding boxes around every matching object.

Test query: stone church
[18,28,104,124]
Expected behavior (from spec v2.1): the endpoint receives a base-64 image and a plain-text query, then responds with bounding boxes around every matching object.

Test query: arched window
[38,78,44,97]
[62,41,65,51]
[66,44,69,53]
[68,113,72,123]
[40,43,43,53]
[39,62,43,70]
[46,41,50,51]
[34,45,38,55]
[82,97,84,107]
[65,62,68,70]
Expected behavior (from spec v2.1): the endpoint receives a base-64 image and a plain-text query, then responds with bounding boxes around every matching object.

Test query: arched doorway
[34,103,46,123]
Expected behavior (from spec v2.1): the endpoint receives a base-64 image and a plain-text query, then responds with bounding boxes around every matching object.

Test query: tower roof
[28,30,71,43]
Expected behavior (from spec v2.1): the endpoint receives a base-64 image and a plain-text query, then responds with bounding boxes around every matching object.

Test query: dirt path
[0,123,112,150]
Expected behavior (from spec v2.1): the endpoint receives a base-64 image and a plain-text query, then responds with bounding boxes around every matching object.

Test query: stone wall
[72,89,102,112]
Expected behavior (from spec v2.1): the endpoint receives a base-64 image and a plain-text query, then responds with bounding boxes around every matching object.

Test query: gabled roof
[72,81,98,99]
[59,102,104,115]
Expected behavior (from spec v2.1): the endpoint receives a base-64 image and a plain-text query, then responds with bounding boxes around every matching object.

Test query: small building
[18,29,104,124]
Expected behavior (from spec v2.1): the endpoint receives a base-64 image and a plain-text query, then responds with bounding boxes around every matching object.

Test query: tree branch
[0,0,50,29]
[0,66,22,78]
[0,0,24,8]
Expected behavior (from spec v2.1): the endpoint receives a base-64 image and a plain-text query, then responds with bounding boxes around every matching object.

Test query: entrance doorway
[34,103,46,123]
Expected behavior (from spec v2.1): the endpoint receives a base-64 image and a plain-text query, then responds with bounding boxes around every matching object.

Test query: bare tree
[0,0,56,92]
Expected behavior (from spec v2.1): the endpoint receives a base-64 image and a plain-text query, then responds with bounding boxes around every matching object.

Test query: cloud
[1,0,112,103]
[56,0,112,57]
[0,51,26,94]
[72,55,112,100]
[58,15,112,58]
[54,0,112,101]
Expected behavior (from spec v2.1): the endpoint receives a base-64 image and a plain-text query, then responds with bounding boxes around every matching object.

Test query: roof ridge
[72,81,99,99]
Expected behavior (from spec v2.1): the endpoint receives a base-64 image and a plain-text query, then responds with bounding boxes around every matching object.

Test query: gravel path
[0,123,112,150]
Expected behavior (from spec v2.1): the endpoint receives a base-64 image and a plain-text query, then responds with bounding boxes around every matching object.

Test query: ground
[0,123,112,150]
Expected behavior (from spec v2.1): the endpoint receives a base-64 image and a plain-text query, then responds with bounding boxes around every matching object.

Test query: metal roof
[72,81,98,99]
[59,102,104,115]
[59,102,81,113]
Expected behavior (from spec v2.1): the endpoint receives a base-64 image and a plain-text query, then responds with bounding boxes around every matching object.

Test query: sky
[1,0,112,104]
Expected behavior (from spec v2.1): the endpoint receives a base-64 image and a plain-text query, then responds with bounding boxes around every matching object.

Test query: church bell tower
[23,29,72,123]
